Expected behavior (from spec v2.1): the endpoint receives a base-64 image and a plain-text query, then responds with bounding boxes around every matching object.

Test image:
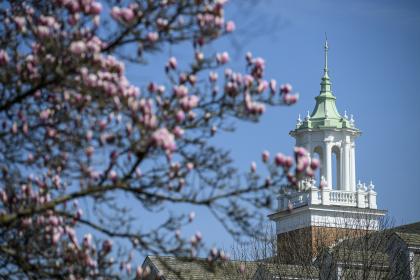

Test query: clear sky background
[126,0,420,256]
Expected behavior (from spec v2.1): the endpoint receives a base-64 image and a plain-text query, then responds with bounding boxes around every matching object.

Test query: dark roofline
[392,221,420,234]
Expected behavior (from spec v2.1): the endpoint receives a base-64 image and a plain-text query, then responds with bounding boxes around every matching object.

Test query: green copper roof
[295,39,358,131]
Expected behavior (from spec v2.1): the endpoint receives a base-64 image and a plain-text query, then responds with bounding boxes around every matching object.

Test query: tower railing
[278,180,377,211]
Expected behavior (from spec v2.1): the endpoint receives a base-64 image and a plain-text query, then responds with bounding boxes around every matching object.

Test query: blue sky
[125,0,420,256]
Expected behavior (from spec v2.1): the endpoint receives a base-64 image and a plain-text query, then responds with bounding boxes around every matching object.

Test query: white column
[343,141,350,191]
[350,143,356,191]
[324,141,332,189]
[321,187,330,205]
[309,186,320,205]
[356,188,366,208]
[368,190,377,209]
[339,145,344,190]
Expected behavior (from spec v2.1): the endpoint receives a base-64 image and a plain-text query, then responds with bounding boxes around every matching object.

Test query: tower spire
[324,33,329,78]
[320,35,332,93]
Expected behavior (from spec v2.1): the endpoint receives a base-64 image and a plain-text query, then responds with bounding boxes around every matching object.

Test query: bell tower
[269,39,386,263]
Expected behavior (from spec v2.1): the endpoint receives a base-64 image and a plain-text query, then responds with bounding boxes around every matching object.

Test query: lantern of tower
[290,39,359,191]
[269,40,386,263]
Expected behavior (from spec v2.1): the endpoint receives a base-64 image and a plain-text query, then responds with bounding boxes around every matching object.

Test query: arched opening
[331,146,341,190]
[313,146,323,186]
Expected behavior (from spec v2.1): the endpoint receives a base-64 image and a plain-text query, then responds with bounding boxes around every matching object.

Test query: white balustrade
[329,190,357,206]
[278,180,377,210]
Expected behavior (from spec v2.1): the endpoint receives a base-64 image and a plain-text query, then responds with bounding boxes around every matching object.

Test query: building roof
[332,249,389,265]
[291,39,359,133]
[393,222,420,247]
[393,221,420,234]
[142,256,258,280]
[253,263,319,279]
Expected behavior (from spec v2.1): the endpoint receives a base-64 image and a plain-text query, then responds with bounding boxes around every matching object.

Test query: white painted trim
[270,205,386,235]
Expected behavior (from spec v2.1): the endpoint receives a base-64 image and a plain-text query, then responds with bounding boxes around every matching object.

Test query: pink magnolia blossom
[69,41,87,55]
[190,235,198,246]
[83,233,93,248]
[175,110,185,123]
[90,2,102,15]
[262,150,270,163]
[22,123,29,135]
[257,80,268,94]
[296,157,309,172]
[125,263,132,275]
[52,231,61,245]
[121,8,135,23]
[269,79,277,93]
[102,239,113,253]
[0,190,7,203]
[178,73,187,84]
[13,16,26,31]
[211,247,218,257]
[186,162,194,171]
[152,128,176,153]
[188,211,196,222]
[36,25,50,38]
[93,15,100,26]
[216,51,229,64]
[243,75,254,87]
[310,158,320,170]
[86,130,93,141]
[209,71,218,82]
[147,32,159,42]
[306,167,314,177]
[180,95,199,111]
[195,51,204,62]
[68,14,79,25]
[188,111,196,121]
[245,95,265,114]
[87,36,102,53]
[250,161,257,173]
[168,56,177,69]
[173,85,188,98]
[225,20,235,32]
[294,146,307,157]
[283,93,299,105]
[0,50,9,66]
[275,153,286,166]
[173,126,184,138]
[239,263,246,274]
[284,156,293,169]
[188,74,197,85]
[245,52,253,63]
[157,18,169,30]
[66,226,78,246]
[111,7,121,19]
[39,109,51,121]
[280,83,293,94]
[195,231,202,242]
[253,57,265,69]
[211,126,217,135]
[136,266,143,278]
[76,208,83,219]
[109,170,118,181]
